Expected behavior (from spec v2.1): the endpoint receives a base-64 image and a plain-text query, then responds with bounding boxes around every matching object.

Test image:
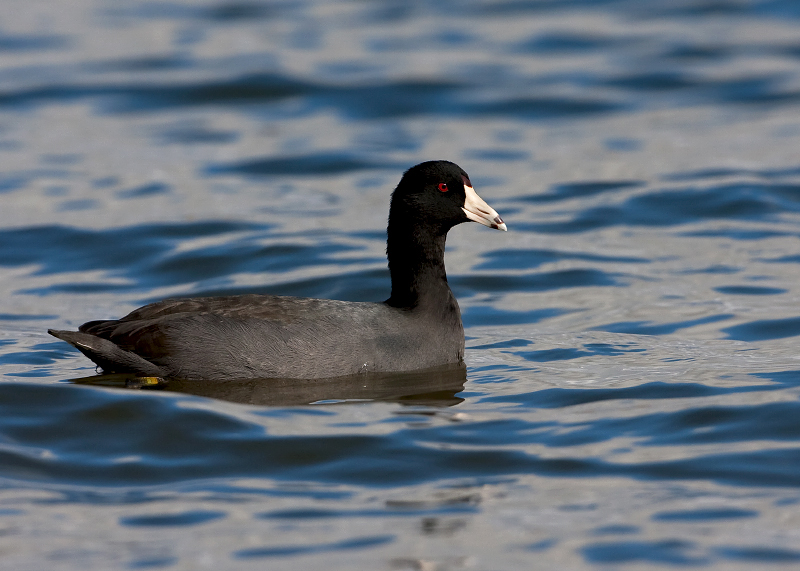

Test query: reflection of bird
[50,161,506,381]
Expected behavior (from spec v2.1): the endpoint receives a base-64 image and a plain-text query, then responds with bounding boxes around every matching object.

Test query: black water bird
[49,161,506,380]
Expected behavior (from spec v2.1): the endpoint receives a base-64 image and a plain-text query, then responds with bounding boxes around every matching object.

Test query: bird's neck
[385,226,453,309]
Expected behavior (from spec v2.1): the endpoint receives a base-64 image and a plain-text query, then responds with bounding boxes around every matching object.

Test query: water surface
[2,0,800,569]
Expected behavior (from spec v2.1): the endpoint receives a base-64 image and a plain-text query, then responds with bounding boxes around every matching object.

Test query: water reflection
[69,363,467,406]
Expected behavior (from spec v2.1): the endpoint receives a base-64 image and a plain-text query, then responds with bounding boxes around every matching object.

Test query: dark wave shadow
[68,363,467,407]
[592,314,734,336]
[722,316,800,341]
[515,31,629,54]
[207,152,404,176]
[0,33,68,52]
[516,180,645,204]
[516,182,800,233]
[0,222,389,300]
[663,165,800,181]
[178,266,389,304]
[0,72,624,122]
[474,247,647,271]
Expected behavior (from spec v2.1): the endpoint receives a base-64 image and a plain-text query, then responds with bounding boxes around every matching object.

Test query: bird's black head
[389,160,506,235]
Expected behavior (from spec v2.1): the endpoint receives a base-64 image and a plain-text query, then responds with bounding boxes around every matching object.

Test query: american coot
[49,160,506,381]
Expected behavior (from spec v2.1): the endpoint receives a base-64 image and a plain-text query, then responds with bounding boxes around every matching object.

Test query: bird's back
[54,293,464,380]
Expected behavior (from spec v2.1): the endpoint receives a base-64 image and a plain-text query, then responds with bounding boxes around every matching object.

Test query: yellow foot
[125,376,166,389]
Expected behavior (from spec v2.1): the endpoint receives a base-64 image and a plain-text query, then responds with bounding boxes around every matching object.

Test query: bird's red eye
[438,183,448,192]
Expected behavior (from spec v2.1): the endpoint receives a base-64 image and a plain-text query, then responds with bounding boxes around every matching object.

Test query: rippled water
[2,0,800,569]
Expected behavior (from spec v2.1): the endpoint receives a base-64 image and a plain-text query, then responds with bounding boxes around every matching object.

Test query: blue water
[2,0,800,569]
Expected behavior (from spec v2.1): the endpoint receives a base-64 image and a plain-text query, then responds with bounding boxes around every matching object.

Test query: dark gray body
[50,292,464,381]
